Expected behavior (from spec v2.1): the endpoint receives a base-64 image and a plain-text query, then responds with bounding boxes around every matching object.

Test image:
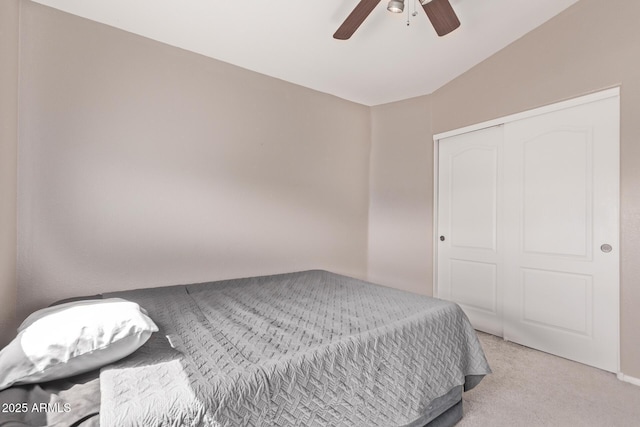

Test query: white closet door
[502,96,619,372]
[436,92,620,372]
[437,126,504,336]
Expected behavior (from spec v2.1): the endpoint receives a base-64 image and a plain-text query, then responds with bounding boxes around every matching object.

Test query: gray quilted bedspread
[101,270,490,426]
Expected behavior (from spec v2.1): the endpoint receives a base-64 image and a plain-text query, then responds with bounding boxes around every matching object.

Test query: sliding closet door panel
[520,268,593,335]
[450,148,497,250]
[450,260,497,313]
[437,126,503,335]
[521,130,592,258]
[503,96,619,372]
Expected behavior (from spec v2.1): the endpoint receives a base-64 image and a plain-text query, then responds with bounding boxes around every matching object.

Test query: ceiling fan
[334,0,460,40]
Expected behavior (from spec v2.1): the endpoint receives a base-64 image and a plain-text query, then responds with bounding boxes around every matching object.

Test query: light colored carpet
[459,332,640,426]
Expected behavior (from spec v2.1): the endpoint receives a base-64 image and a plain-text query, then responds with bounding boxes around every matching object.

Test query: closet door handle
[600,244,612,253]
[440,236,445,241]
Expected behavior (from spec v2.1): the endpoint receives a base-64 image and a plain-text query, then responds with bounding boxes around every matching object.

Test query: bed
[0,270,490,426]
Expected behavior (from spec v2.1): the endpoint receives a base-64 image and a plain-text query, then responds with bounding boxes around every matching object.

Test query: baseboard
[617,372,640,387]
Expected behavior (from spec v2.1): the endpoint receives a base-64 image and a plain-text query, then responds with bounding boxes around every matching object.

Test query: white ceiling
[31,0,580,106]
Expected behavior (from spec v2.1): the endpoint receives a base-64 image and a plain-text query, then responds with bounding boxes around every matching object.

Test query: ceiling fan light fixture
[387,0,404,13]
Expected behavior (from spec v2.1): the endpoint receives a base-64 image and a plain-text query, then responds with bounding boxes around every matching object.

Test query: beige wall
[0,0,20,346]
[15,2,371,327]
[368,0,640,377]
[368,96,433,295]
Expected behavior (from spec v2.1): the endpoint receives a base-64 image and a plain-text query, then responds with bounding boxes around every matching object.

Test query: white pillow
[0,298,158,391]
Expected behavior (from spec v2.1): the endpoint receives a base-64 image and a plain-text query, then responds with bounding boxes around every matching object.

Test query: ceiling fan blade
[333,0,381,40]
[421,0,460,37]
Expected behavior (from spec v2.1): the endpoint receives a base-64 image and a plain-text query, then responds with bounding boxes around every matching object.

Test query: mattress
[95,270,491,426]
